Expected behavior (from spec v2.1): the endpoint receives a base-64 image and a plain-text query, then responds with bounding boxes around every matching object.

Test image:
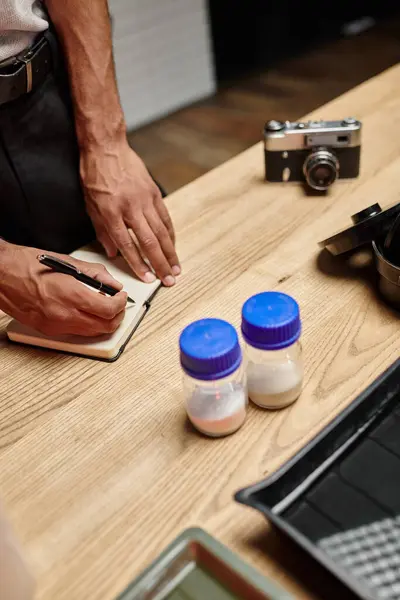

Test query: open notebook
[6,245,161,361]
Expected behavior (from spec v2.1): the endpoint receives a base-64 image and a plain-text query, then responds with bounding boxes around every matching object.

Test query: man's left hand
[80,140,180,286]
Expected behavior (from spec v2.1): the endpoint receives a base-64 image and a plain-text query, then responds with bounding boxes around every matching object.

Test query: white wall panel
[109,0,216,129]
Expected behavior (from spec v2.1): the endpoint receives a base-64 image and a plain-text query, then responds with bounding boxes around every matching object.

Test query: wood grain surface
[0,64,400,600]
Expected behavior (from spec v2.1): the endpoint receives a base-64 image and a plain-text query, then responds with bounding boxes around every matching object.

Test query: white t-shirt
[0,0,48,63]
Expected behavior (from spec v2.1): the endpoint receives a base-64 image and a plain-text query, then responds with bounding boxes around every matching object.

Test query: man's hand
[80,140,180,286]
[0,243,127,337]
[45,0,181,287]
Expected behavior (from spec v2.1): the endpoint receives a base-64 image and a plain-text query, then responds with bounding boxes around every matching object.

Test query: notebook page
[71,247,160,309]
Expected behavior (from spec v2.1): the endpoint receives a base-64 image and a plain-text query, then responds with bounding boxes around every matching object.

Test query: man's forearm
[45,0,125,150]
[44,0,179,284]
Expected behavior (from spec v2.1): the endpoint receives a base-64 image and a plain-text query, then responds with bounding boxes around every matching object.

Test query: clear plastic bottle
[179,318,247,437]
[241,292,303,409]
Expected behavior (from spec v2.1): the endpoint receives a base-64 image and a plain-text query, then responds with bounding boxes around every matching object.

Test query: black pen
[38,254,135,304]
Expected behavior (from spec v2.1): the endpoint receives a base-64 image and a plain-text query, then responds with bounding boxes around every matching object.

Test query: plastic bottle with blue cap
[241,292,303,409]
[179,318,247,437]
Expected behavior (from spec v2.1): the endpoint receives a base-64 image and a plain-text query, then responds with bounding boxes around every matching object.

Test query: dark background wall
[207,0,399,81]
[132,4,399,193]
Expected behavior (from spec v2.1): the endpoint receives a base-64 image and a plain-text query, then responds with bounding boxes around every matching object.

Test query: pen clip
[38,254,78,273]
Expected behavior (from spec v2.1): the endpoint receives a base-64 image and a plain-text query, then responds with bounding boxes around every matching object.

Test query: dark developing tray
[235,358,400,600]
[116,527,294,600]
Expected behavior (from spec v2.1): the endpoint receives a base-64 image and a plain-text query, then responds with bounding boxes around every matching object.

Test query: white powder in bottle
[180,318,247,438]
[187,383,247,437]
[247,361,303,409]
[241,292,304,410]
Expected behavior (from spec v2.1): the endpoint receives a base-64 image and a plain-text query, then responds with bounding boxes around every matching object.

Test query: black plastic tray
[236,358,400,600]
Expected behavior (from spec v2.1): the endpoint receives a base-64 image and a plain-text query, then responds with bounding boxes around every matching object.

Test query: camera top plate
[318,202,400,255]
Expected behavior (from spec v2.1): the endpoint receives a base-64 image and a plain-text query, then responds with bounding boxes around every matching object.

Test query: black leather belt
[0,35,52,107]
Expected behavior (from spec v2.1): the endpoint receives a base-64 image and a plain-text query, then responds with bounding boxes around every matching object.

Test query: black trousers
[0,30,164,255]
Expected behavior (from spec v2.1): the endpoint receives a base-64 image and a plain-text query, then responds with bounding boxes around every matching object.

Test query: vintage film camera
[264,118,361,191]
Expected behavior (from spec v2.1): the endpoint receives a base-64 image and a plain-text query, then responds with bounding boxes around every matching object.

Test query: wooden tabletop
[1,63,400,600]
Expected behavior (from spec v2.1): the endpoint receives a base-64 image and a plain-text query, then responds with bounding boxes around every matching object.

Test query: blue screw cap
[242,292,301,350]
[179,318,242,380]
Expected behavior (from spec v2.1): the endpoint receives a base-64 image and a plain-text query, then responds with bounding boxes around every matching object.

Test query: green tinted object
[117,528,293,600]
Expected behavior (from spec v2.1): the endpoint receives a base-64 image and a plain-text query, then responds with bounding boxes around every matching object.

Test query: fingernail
[144,271,156,283]
[163,275,175,287]
[172,265,181,276]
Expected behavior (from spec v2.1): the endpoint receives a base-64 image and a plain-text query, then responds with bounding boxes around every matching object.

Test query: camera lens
[303,148,339,191]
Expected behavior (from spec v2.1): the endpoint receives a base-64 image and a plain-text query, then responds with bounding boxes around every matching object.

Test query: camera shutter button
[265,120,285,131]
[342,117,357,125]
